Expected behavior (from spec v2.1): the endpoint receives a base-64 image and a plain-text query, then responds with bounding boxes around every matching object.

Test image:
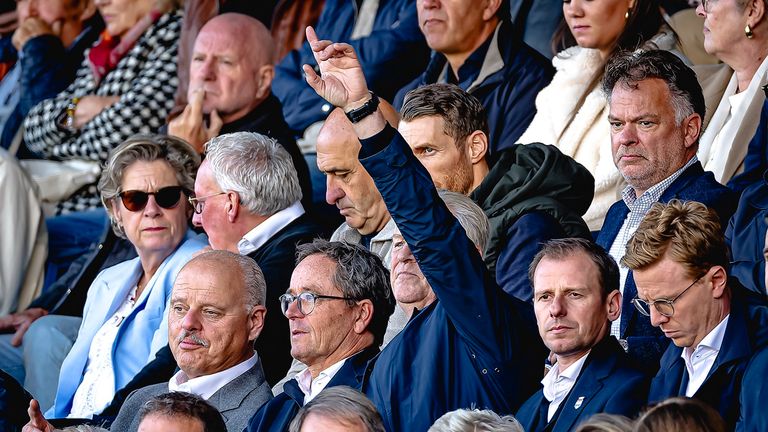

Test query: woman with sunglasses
[37,134,207,420]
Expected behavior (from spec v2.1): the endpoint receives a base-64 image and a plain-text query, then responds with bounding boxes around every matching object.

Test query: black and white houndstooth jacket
[23,10,182,214]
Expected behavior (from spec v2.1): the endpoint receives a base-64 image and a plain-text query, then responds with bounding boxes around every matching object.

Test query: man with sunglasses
[623,199,768,430]
[245,239,394,432]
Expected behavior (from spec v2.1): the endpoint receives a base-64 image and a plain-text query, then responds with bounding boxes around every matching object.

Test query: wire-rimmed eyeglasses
[279,291,357,316]
[188,191,227,214]
[632,273,705,318]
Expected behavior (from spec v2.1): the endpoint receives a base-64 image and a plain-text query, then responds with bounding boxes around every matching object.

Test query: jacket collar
[283,344,380,406]
[208,360,268,416]
[552,337,626,431]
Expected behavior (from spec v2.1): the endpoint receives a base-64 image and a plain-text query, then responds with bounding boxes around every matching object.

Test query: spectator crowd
[0,0,767,431]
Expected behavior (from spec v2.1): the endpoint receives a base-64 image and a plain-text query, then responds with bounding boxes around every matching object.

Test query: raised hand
[302,26,371,111]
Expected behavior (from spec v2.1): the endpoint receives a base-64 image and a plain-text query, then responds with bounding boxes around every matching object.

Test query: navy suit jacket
[596,161,738,369]
[736,344,768,432]
[649,286,768,430]
[516,337,649,432]
[245,345,378,432]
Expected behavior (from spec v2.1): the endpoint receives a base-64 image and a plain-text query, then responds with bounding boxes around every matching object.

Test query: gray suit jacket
[110,360,272,432]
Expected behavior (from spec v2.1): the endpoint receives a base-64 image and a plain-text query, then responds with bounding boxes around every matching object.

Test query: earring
[625,9,630,19]
[745,24,754,39]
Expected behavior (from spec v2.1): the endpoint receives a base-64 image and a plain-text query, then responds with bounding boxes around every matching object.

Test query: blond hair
[621,200,727,278]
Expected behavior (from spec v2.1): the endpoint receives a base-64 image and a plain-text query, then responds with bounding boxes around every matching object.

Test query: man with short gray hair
[110,251,273,432]
[289,386,385,432]
[245,240,395,432]
[191,131,320,384]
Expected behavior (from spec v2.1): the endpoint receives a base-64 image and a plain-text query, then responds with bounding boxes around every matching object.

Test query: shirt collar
[237,201,304,256]
[168,353,258,400]
[296,357,348,403]
[682,314,730,360]
[621,155,698,208]
[541,352,590,402]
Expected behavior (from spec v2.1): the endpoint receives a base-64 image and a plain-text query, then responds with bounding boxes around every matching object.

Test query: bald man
[166,12,311,208]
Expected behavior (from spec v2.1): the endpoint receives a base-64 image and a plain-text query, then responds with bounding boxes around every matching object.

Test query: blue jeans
[44,209,109,291]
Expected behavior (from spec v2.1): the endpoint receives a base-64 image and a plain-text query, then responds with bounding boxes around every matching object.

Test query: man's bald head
[189,13,276,123]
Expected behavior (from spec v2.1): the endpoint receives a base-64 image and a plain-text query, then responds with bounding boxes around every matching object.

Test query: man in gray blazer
[110,251,273,432]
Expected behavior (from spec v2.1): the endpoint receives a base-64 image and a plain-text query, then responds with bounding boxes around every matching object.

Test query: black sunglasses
[118,186,185,212]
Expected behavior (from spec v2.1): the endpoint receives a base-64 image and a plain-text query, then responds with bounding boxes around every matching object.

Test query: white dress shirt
[295,358,347,404]
[682,315,729,397]
[237,202,304,256]
[168,353,258,400]
[542,353,590,422]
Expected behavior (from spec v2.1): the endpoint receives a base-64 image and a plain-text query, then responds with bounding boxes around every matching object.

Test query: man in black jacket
[165,12,312,209]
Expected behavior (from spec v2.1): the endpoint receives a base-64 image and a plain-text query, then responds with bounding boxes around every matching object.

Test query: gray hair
[428,408,524,432]
[56,426,111,432]
[289,386,385,432]
[528,238,619,299]
[602,50,705,125]
[99,134,200,238]
[439,189,489,252]
[575,413,633,432]
[296,239,395,347]
[137,391,226,432]
[204,132,302,216]
[183,250,266,310]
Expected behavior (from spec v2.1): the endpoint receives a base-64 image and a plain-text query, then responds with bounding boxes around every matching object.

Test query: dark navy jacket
[516,337,649,432]
[273,0,429,134]
[726,171,768,295]
[359,125,547,432]
[394,19,554,157]
[596,161,738,370]
[245,345,378,432]
[1,24,101,152]
[736,344,768,432]
[0,369,32,432]
[648,285,768,430]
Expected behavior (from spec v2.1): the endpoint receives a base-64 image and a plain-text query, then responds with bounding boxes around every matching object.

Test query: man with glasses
[516,238,649,432]
[245,239,395,432]
[594,50,737,370]
[188,131,320,385]
[92,132,320,424]
[623,199,768,430]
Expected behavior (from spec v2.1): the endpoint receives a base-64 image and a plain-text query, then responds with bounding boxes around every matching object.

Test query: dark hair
[602,50,705,124]
[138,392,226,432]
[401,83,489,150]
[634,397,727,432]
[289,386,385,432]
[529,238,619,298]
[296,240,395,347]
[551,0,670,140]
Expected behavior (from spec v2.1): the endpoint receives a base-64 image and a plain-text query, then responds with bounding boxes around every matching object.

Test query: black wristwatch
[345,92,379,123]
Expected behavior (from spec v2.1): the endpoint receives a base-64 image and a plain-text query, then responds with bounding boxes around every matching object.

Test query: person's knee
[24,315,81,351]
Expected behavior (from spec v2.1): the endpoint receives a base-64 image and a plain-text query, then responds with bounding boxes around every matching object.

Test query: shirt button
[321,103,331,113]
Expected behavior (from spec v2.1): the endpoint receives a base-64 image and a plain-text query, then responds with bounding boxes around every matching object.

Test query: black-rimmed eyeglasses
[279,292,357,316]
[632,274,705,318]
